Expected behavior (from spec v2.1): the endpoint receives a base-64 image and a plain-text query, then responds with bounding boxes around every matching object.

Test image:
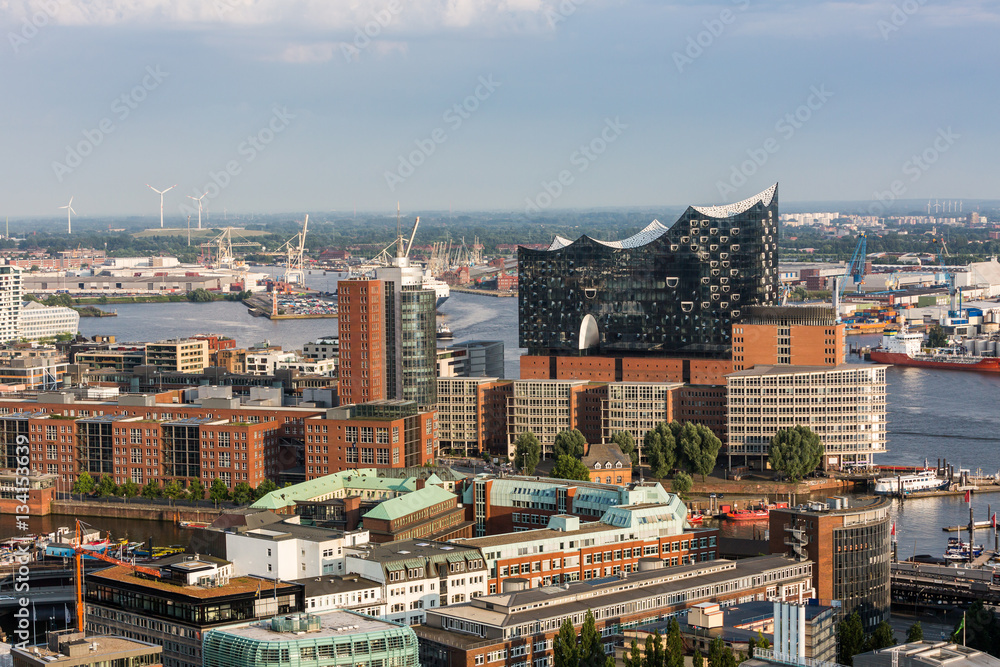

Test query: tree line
[70,471,280,505]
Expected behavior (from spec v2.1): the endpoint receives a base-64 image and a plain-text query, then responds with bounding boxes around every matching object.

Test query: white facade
[225,526,370,579]
[19,301,80,340]
[0,266,23,343]
[245,350,297,375]
[276,357,338,377]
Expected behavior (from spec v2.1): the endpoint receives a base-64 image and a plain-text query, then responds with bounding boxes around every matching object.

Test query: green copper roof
[251,468,415,510]
[361,485,456,522]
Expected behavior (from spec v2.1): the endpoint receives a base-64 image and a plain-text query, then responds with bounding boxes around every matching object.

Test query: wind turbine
[58,197,76,234]
[187,192,208,230]
[147,183,177,228]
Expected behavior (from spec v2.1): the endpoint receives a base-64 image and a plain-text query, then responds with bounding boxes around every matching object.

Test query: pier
[891,560,1000,607]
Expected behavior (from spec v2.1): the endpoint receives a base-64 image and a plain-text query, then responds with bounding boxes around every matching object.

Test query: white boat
[873,470,949,495]
[423,273,450,308]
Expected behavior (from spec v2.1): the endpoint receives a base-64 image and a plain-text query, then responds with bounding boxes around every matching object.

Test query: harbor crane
[833,232,868,320]
[199,227,261,269]
[277,214,310,286]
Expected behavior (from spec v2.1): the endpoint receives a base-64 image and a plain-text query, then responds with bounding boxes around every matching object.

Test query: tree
[553,617,579,667]
[644,422,676,478]
[209,478,231,502]
[666,618,685,667]
[625,639,643,667]
[926,325,948,348]
[232,481,255,505]
[188,479,206,501]
[514,431,542,475]
[141,480,162,499]
[611,431,637,467]
[551,455,592,482]
[645,631,664,667]
[579,610,604,667]
[121,480,139,500]
[553,429,587,459]
[254,479,277,500]
[671,471,693,498]
[72,471,95,495]
[769,425,824,482]
[164,480,187,500]
[96,475,118,497]
[839,611,867,666]
[906,622,924,643]
[187,288,215,302]
[676,422,722,481]
[693,650,704,667]
[867,621,896,651]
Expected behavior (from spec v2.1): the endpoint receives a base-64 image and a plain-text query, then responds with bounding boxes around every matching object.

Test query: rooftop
[292,574,382,598]
[252,468,416,510]
[728,363,888,377]
[89,565,298,599]
[15,633,162,663]
[240,519,352,543]
[349,539,482,565]
[208,610,403,643]
[362,485,457,522]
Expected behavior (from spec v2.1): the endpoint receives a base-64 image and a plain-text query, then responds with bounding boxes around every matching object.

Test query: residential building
[345,539,488,626]
[75,345,146,372]
[245,349,297,375]
[12,631,162,667]
[581,442,632,485]
[0,346,68,389]
[0,265,22,343]
[854,642,1000,667]
[727,364,888,470]
[275,356,337,377]
[416,555,814,667]
[222,516,370,579]
[302,401,437,480]
[361,484,470,543]
[85,559,304,667]
[437,341,505,379]
[145,339,210,373]
[507,380,606,459]
[732,306,845,371]
[202,611,418,667]
[461,476,681,537]
[302,335,339,361]
[454,505,717,595]
[435,377,512,458]
[293,574,386,616]
[769,496,891,632]
[18,301,80,340]
[337,279,386,405]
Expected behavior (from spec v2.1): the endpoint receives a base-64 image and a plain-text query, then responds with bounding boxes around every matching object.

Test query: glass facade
[833,517,891,631]
[399,286,437,409]
[519,185,779,357]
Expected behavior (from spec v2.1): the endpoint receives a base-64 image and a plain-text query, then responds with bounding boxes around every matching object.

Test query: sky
[1,0,998,219]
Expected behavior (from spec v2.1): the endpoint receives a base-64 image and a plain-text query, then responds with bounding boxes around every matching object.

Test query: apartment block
[727,364,888,470]
[435,377,512,458]
[337,279,386,405]
[507,380,606,459]
[145,339,210,373]
[0,265,22,343]
[602,382,680,444]
[732,306,845,371]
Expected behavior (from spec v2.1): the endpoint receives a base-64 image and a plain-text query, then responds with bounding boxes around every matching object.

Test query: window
[360,427,373,443]
[376,428,389,444]
[346,426,358,442]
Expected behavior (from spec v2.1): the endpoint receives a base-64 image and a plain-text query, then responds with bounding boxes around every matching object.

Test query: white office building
[19,301,80,340]
[0,266,23,343]
[224,517,370,579]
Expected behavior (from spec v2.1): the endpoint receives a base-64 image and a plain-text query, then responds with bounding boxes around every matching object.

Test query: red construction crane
[74,520,161,632]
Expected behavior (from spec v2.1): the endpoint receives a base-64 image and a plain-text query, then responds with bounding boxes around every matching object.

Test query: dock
[892,560,1000,608]
[943,521,993,532]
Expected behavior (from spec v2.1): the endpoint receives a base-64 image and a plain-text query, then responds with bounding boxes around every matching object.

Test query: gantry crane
[278,214,309,286]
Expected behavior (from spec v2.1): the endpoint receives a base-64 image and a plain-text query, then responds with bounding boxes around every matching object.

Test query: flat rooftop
[90,565,298,599]
[20,635,161,661]
[292,575,381,598]
[457,521,610,548]
[728,363,887,376]
[214,611,399,641]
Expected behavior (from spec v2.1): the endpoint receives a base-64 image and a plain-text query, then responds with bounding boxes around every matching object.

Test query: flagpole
[963,610,966,646]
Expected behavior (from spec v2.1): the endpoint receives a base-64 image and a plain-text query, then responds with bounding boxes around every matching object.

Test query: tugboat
[437,324,454,340]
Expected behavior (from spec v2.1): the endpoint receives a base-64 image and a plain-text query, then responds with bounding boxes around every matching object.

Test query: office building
[202,611,419,667]
[337,279,386,405]
[85,560,304,667]
[302,335,339,361]
[0,346,68,389]
[602,381,680,444]
[435,377,512,458]
[145,339,210,373]
[732,306,845,371]
[769,496,891,631]
[437,341,505,379]
[293,574,386,616]
[416,555,813,667]
[12,631,162,667]
[854,642,1000,667]
[507,380,605,458]
[18,301,80,340]
[360,484,470,543]
[519,184,778,360]
[727,364,887,469]
[0,265,22,343]
[453,504,717,594]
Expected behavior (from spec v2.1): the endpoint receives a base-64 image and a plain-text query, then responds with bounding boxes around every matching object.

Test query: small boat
[726,509,770,521]
[179,521,210,529]
[687,513,705,524]
[436,324,454,340]
[943,537,986,561]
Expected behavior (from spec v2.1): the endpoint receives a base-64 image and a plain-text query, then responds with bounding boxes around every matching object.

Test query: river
[57,288,1000,557]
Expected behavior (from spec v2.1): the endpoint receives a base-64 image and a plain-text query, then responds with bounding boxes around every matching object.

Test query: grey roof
[728,363,887,377]
[582,442,631,469]
[240,520,348,543]
[349,539,483,566]
[292,574,382,598]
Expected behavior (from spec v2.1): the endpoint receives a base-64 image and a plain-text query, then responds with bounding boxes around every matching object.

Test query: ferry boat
[436,324,454,340]
[423,273,451,308]
[869,326,1000,373]
[873,470,949,495]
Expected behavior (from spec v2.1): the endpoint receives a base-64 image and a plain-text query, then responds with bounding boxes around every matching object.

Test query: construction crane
[73,520,161,632]
[833,232,868,321]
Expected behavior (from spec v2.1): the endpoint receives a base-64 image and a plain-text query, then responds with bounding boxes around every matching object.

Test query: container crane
[833,232,868,321]
[73,520,160,632]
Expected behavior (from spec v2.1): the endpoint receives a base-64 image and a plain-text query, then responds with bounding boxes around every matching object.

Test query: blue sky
[1,0,997,218]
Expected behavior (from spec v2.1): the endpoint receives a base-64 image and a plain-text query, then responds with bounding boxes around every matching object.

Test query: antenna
[147,184,177,228]
[187,192,208,230]
[58,197,76,234]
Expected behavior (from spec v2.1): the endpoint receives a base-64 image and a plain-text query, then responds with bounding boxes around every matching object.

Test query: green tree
[187,288,215,302]
[644,422,676,478]
[754,632,770,650]
[676,422,722,481]
[514,431,542,475]
[693,650,704,667]
[254,479,277,500]
[867,621,896,651]
[188,479,206,501]
[666,618,685,667]
[141,480,162,499]
[579,610,605,667]
[645,631,665,667]
[96,474,118,497]
[906,622,923,643]
[553,429,587,459]
[708,637,726,667]
[643,634,658,667]
[209,478,231,502]
[72,471,95,495]
[553,617,579,667]
[671,471,693,498]
[551,454,592,482]
[121,480,140,500]
[164,480,187,500]
[926,325,948,348]
[839,611,867,666]
[768,425,824,482]
[232,481,255,505]
[625,639,643,667]
[611,431,637,467]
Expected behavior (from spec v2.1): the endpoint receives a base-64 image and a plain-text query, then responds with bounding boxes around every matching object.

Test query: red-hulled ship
[869,327,1000,372]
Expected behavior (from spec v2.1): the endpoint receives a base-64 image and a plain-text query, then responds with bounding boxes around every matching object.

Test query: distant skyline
[2,0,997,217]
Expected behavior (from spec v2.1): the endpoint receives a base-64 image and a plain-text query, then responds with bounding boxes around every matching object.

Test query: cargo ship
[868,327,1000,372]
